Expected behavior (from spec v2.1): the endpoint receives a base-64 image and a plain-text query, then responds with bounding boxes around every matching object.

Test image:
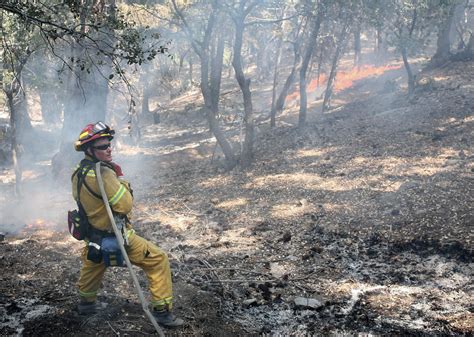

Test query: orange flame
[287,64,401,101]
[22,219,55,232]
[333,65,401,92]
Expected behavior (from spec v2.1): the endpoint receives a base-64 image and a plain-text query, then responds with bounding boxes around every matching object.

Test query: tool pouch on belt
[102,237,125,267]
[87,233,103,264]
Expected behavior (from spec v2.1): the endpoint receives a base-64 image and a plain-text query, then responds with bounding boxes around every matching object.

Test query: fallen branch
[198,259,222,285]
[191,266,277,279]
[289,268,324,281]
[180,202,205,216]
[208,279,275,283]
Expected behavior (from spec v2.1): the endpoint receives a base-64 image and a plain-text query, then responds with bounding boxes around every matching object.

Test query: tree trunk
[270,38,283,128]
[354,25,361,68]
[210,29,225,113]
[6,90,22,196]
[316,45,324,88]
[465,32,474,55]
[274,42,300,115]
[375,27,386,63]
[200,13,236,169]
[4,76,32,196]
[172,0,236,169]
[375,27,382,54]
[454,3,468,50]
[451,32,474,61]
[401,46,415,98]
[323,21,351,112]
[401,5,417,99]
[298,8,324,128]
[232,10,254,168]
[430,1,460,67]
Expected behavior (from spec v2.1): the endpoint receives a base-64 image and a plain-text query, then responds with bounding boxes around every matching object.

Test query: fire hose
[95,162,165,337]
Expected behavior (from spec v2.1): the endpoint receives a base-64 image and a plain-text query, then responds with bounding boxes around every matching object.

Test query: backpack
[67,160,101,240]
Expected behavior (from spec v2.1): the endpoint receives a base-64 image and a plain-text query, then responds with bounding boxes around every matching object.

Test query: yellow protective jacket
[71,155,133,232]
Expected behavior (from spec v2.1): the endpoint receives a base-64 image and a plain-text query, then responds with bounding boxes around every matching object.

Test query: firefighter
[72,121,183,327]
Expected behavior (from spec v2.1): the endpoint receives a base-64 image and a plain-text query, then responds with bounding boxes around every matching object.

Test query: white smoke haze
[0,44,154,236]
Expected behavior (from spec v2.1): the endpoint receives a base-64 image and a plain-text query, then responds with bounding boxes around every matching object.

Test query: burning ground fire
[287,64,402,101]
[24,219,47,230]
[20,219,59,234]
[0,219,60,241]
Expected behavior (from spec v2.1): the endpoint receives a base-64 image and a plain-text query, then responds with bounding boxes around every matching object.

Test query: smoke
[0,43,146,236]
[0,172,75,234]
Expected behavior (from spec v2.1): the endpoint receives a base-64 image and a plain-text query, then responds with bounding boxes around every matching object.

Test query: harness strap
[73,159,102,200]
[72,159,129,239]
[71,159,101,239]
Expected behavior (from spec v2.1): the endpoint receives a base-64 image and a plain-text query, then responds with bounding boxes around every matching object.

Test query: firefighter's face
[91,138,113,162]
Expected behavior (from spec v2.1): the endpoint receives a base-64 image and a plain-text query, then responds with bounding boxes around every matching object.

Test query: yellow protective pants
[77,233,173,309]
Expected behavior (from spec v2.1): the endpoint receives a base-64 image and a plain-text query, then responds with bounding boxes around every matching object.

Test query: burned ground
[0,60,473,336]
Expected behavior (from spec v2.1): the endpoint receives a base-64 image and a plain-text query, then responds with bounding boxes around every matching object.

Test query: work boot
[77,301,108,315]
[153,309,184,328]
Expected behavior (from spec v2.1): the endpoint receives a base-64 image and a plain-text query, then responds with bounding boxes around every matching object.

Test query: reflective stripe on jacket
[72,156,133,232]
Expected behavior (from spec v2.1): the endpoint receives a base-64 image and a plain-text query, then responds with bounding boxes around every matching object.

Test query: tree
[298,0,326,128]
[270,30,284,128]
[397,2,418,98]
[364,0,391,62]
[431,0,474,63]
[430,0,466,67]
[380,0,432,98]
[270,4,302,127]
[172,0,238,169]
[1,0,165,175]
[353,22,362,67]
[228,0,261,167]
[322,4,354,112]
[1,8,38,195]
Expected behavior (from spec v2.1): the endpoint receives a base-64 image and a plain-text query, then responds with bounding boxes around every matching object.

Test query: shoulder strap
[74,164,89,234]
[82,170,102,200]
[71,160,107,237]
[73,159,102,200]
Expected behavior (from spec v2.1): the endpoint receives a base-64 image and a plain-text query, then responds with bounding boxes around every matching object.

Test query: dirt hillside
[0,60,473,336]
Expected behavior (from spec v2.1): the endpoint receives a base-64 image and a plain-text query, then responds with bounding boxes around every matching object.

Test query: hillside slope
[0,60,472,335]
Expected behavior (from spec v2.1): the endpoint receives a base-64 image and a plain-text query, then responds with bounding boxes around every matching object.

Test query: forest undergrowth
[0,59,473,336]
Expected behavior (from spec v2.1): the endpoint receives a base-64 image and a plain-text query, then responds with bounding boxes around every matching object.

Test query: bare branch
[170,0,203,56]
[246,13,298,26]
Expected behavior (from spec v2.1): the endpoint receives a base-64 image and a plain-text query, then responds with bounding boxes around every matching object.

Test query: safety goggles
[92,143,111,150]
